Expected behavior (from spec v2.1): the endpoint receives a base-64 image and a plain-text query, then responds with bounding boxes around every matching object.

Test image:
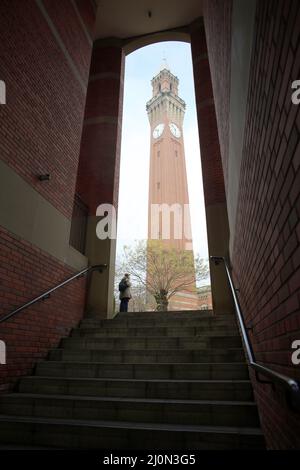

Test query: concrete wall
[227,0,257,252]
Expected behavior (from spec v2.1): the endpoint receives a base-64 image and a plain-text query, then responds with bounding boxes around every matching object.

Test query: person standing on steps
[119,273,132,312]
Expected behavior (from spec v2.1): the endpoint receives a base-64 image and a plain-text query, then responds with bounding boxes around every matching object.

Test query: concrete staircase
[0,311,265,449]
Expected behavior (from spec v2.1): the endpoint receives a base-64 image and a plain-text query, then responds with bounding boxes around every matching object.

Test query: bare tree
[119,240,209,311]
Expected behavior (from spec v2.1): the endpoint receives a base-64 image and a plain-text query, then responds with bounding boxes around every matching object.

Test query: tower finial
[160,51,170,72]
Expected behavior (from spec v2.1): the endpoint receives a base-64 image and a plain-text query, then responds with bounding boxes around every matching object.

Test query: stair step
[63,336,242,350]
[36,361,250,380]
[49,348,245,363]
[81,318,238,328]
[0,415,265,450]
[85,311,217,321]
[19,377,254,401]
[0,394,260,427]
[0,308,264,449]
[72,326,239,338]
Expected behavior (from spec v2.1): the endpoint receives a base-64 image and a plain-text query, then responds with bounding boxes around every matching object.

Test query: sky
[116,41,209,267]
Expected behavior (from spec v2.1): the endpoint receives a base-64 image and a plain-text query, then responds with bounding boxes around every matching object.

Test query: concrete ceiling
[94,0,203,40]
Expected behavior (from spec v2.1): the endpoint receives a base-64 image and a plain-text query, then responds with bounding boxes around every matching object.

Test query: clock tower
[146,62,200,310]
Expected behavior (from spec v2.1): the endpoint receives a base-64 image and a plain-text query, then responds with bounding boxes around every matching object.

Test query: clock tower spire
[146,66,185,130]
[146,65,200,311]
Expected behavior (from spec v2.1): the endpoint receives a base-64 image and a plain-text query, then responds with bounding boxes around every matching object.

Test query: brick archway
[75,21,232,316]
[123,30,190,55]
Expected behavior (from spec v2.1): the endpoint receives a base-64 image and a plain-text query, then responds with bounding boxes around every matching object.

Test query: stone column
[190,20,233,314]
[76,39,125,317]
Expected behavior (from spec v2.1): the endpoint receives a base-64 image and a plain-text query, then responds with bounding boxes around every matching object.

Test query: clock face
[169,123,181,138]
[153,123,164,139]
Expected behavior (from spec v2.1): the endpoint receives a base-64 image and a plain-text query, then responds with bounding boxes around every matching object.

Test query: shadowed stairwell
[0,310,265,449]
[0,0,299,452]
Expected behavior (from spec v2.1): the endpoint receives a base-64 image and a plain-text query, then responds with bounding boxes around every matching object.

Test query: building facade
[197,285,213,310]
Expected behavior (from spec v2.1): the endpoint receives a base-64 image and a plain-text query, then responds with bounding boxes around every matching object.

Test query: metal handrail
[211,255,300,411]
[0,264,107,324]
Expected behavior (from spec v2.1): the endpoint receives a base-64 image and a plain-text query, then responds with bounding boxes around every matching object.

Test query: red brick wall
[0,0,95,219]
[232,0,300,449]
[0,1,95,390]
[0,226,87,392]
[191,22,227,207]
[76,43,125,213]
[75,0,97,37]
[43,0,93,85]
[203,0,232,189]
